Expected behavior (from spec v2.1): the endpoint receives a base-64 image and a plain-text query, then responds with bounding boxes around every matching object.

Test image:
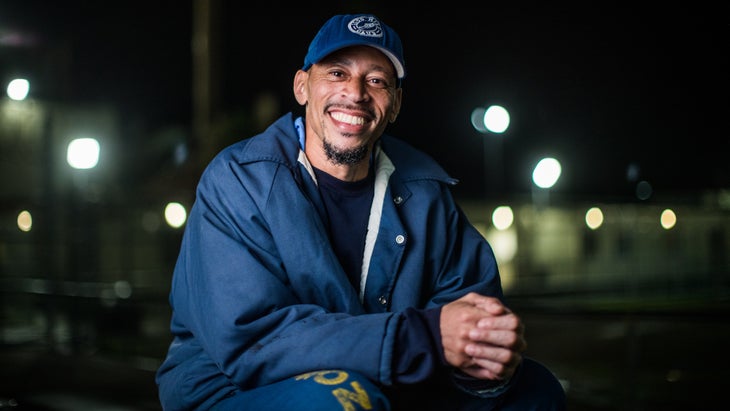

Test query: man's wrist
[450,362,521,398]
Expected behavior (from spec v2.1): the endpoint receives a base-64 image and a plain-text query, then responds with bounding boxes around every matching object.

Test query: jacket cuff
[450,360,522,398]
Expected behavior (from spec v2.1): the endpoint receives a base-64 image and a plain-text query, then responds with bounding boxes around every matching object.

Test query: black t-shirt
[312,166,374,290]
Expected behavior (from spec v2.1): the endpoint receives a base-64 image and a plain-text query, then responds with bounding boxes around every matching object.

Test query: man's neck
[308,155,370,182]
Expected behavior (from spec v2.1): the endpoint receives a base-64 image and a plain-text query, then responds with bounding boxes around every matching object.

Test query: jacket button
[393,196,403,205]
[395,234,405,244]
[378,296,387,305]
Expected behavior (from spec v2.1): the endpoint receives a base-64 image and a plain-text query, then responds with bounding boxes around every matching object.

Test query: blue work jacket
[156,113,504,409]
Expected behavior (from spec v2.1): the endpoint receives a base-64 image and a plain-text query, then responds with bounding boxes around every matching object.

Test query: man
[156,13,566,410]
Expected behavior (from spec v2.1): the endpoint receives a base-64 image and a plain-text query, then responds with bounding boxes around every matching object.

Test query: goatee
[323,140,368,165]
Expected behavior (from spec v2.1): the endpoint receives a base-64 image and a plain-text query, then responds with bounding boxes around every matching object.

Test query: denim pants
[211,358,566,411]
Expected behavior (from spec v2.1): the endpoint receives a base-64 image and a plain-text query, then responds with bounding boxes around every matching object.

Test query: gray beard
[323,139,368,165]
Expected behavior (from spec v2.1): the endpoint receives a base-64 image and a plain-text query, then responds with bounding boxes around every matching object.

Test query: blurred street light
[471,104,511,197]
[67,138,100,170]
[492,205,514,231]
[165,202,187,228]
[470,104,511,134]
[6,78,30,101]
[533,157,561,189]
[661,209,677,230]
[585,207,604,230]
[483,105,510,134]
[17,210,33,232]
[532,157,561,209]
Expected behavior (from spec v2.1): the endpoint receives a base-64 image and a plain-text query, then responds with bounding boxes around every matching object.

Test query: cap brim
[304,40,405,79]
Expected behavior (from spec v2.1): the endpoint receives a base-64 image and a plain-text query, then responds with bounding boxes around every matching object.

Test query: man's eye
[368,78,390,88]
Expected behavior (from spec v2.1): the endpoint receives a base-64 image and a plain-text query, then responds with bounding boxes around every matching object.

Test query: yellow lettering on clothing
[332,381,372,411]
[294,370,373,410]
[295,370,349,385]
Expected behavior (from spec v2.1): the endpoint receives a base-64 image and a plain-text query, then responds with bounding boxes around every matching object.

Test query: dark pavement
[2,292,727,410]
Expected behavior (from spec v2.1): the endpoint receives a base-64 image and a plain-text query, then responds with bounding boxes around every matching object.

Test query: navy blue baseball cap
[302,14,406,80]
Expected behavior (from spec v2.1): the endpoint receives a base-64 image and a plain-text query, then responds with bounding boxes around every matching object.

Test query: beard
[322,139,369,165]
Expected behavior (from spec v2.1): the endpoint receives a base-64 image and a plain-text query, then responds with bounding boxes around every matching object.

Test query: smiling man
[155,13,566,411]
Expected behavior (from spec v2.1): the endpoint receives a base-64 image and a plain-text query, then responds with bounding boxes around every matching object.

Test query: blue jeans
[211,358,566,411]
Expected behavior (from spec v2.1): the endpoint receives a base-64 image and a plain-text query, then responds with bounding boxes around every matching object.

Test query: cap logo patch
[347,16,383,38]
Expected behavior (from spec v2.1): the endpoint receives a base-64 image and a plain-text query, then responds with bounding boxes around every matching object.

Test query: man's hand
[440,292,526,381]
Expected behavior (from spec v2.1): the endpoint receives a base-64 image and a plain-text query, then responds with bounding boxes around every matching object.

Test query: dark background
[2,1,727,201]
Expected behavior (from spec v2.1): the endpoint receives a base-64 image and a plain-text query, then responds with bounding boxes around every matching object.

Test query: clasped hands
[440,292,526,381]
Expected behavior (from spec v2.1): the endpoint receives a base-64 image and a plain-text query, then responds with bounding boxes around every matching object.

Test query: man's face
[294,45,402,167]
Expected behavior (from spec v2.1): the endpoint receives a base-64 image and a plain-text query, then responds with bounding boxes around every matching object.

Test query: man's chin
[323,141,369,166]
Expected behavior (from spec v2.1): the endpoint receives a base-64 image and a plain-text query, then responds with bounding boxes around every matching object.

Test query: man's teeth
[331,112,365,125]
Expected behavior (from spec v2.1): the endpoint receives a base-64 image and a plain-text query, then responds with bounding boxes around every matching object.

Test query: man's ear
[293,70,308,106]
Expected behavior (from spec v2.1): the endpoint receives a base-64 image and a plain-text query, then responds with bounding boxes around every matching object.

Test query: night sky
[2,1,727,201]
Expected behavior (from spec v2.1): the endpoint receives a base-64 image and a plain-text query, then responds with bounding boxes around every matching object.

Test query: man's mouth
[330,111,366,126]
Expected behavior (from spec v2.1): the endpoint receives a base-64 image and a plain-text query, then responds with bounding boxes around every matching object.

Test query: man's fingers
[469,327,526,351]
[460,293,505,312]
[465,341,522,362]
[468,353,522,380]
[475,313,522,331]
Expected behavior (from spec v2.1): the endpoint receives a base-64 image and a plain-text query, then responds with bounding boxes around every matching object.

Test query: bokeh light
[67,138,100,169]
[532,157,562,189]
[470,107,488,133]
[660,209,677,229]
[483,105,510,133]
[17,210,32,232]
[165,202,187,228]
[6,78,30,101]
[636,180,652,200]
[585,207,604,230]
[491,205,514,231]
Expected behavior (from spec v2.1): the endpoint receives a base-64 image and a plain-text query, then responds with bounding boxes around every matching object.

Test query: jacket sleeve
[433,196,504,304]
[383,177,508,392]
[166,153,400,391]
